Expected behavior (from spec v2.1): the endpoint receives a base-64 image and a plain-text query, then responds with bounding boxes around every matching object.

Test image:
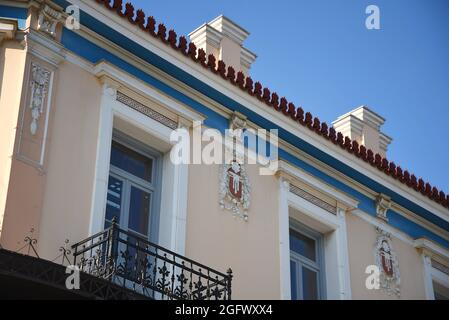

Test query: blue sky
[132,0,449,193]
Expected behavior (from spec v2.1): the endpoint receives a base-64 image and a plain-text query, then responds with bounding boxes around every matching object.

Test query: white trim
[414,237,449,300]
[421,254,435,300]
[278,177,352,300]
[414,238,449,262]
[88,84,115,234]
[335,207,352,299]
[159,153,189,255]
[40,71,54,166]
[72,0,448,222]
[88,84,189,255]
[423,260,449,300]
[27,31,66,67]
[278,178,291,299]
[277,160,359,210]
[431,267,449,290]
[93,61,205,123]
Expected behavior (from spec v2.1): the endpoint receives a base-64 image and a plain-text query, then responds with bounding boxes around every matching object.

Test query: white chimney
[188,15,257,75]
[332,106,392,157]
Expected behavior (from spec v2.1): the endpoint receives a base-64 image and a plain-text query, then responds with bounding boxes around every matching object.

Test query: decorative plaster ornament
[375,194,391,222]
[219,112,250,220]
[219,159,250,220]
[374,227,401,296]
[37,4,62,38]
[29,63,51,135]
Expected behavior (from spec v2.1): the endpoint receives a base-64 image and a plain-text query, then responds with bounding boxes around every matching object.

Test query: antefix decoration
[92,0,449,210]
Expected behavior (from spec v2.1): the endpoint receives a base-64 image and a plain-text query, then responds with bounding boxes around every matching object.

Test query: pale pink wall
[0,55,103,258]
[185,163,281,299]
[346,213,426,299]
[37,61,102,260]
[0,29,431,301]
[0,44,31,248]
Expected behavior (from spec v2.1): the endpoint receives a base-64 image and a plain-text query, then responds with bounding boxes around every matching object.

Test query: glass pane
[302,267,319,300]
[128,186,151,236]
[105,175,123,224]
[289,229,316,261]
[111,141,153,182]
[290,260,298,300]
[433,282,449,300]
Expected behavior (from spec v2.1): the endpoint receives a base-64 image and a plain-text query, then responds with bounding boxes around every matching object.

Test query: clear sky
[132,0,449,193]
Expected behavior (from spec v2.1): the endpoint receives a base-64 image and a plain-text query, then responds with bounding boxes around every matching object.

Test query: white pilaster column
[88,84,115,234]
[159,119,191,255]
[336,207,352,300]
[278,178,291,300]
[422,254,435,300]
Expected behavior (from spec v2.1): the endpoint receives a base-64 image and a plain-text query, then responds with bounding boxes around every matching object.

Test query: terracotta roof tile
[92,0,449,210]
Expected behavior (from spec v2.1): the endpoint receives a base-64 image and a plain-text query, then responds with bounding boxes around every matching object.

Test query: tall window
[433,281,449,300]
[105,132,161,243]
[290,221,325,300]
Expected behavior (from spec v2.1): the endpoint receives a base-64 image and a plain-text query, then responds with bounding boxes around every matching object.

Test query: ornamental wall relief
[219,113,251,220]
[37,4,62,38]
[17,60,54,168]
[219,160,250,220]
[29,62,51,136]
[375,193,391,222]
[374,227,401,296]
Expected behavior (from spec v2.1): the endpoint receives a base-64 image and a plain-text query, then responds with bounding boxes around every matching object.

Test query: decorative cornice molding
[188,24,222,50]
[414,237,449,264]
[240,47,257,70]
[116,91,178,130]
[0,17,26,46]
[345,105,386,129]
[27,30,66,66]
[208,15,249,45]
[84,0,449,211]
[229,111,247,131]
[289,184,337,215]
[36,3,62,38]
[376,193,392,222]
[332,114,364,139]
[379,132,393,154]
[277,160,359,210]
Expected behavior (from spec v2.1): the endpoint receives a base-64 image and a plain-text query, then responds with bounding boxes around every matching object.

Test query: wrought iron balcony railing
[71,220,232,300]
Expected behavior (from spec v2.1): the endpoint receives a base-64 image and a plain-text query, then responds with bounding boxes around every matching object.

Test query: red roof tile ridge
[91,0,449,210]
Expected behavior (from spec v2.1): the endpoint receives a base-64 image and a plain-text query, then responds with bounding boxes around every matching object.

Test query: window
[433,281,449,300]
[289,222,326,300]
[105,132,162,243]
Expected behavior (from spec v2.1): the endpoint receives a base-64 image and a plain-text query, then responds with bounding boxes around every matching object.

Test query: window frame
[289,220,326,300]
[106,130,163,243]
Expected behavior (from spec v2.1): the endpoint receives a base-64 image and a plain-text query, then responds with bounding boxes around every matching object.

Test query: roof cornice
[82,0,449,211]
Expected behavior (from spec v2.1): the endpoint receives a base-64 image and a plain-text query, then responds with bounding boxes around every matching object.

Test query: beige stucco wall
[37,61,102,259]
[185,163,281,299]
[0,40,27,241]
[0,53,103,258]
[346,213,426,299]
[0,34,433,301]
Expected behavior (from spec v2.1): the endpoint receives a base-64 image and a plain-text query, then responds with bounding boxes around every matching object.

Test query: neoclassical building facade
[0,0,448,300]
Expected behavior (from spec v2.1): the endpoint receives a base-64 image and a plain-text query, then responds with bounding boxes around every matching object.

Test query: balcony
[0,221,232,300]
